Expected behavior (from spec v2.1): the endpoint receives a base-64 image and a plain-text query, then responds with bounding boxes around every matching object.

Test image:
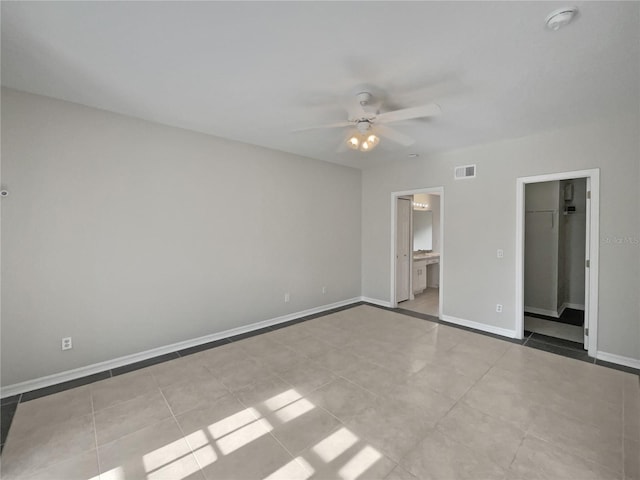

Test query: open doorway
[524,179,587,346]
[391,187,444,319]
[516,169,599,357]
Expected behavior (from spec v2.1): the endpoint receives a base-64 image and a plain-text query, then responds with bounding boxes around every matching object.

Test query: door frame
[390,186,444,318]
[515,169,599,357]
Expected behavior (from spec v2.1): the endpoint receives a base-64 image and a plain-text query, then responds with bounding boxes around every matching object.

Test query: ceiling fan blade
[376,125,415,146]
[292,121,353,133]
[375,103,441,124]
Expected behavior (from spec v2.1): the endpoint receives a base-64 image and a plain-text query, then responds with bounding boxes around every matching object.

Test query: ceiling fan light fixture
[347,133,379,152]
[296,89,439,154]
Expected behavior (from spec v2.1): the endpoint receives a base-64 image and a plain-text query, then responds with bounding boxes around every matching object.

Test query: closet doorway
[515,169,599,357]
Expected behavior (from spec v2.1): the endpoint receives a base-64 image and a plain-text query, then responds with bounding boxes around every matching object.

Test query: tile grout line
[3,303,637,474]
[3,305,632,477]
[90,390,102,475]
[420,343,527,476]
[507,434,528,472]
[228,374,322,477]
[156,386,207,476]
[491,345,536,471]
[299,387,402,474]
[236,334,402,475]
[514,367,627,475]
[6,301,636,406]
[369,328,494,471]
[524,428,622,477]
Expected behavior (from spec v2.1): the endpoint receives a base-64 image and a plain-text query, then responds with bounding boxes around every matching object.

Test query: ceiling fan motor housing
[357,91,373,106]
[356,120,372,134]
[294,85,441,151]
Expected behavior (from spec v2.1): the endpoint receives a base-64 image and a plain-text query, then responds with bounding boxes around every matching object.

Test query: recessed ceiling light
[408,153,419,158]
[545,7,578,31]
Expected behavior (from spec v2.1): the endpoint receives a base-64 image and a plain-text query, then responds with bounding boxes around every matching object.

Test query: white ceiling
[2,1,638,169]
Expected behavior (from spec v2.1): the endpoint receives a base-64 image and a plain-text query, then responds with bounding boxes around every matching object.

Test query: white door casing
[584,177,591,347]
[395,197,412,303]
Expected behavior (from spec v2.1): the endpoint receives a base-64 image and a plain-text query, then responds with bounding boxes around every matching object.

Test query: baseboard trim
[524,306,560,318]
[562,302,585,311]
[441,314,518,339]
[596,351,640,370]
[557,304,567,318]
[0,297,361,398]
[360,296,393,308]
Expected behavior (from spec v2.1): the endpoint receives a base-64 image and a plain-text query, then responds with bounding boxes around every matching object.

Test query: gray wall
[1,89,362,386]
[427,194,440,287]
[557,181,567,311]
[2,88,639,387]
[524,181,560,315]
[361,114,640,360]
[563,178,587,307]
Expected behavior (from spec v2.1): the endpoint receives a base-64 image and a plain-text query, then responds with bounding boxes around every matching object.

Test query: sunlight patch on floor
[99,467,124,480]
[273,397,315,423]
[337,445,383,480]
[142,437,192,473]
[191,444,218,468]
[215,417,273,455]
[184,429,209,449]
[264,388,303,411]
[312,427,359,463]
[146,453,201,480]
[100,388,384,480]
[208,406,263,439]
[263,457,314,480]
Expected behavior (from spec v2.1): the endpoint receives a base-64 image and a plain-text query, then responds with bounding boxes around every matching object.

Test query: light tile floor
[398,288,439,317]
[2,305,639,480]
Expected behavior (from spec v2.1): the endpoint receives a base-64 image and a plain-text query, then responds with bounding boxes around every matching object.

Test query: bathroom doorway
[391,187,444,319]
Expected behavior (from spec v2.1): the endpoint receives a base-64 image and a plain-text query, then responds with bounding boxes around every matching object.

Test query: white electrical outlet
[496,304,503,313]
[61,337,73,350]
[322,286,327,295]
[497,249,504,259]
[284,293,290,303]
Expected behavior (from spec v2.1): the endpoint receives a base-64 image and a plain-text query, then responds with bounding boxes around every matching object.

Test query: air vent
[455,164,476,179]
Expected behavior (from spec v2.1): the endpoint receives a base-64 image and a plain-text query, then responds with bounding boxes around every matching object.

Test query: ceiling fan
[294,90,441,152]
